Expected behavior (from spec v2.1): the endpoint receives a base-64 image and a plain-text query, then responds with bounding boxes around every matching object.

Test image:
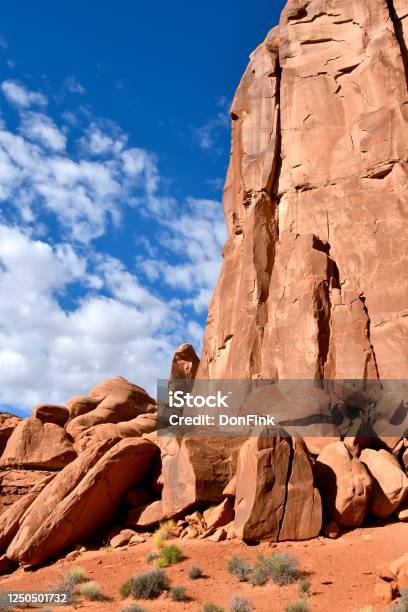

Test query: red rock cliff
[198,0,408,381]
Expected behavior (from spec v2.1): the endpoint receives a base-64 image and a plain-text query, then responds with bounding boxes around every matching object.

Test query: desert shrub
[203,604,225,612]
[146,551,159,564]
[249,562,269,586]
[258,552,299,585]
[298,578,311,596]
[188,564,203,579]
[78,580,105,601]
[230,595,254,612]
[120,569,170,600]
[120,605,147,612]
[156,544,183,567]
[285,599,310,612]
[170,586,188,602]
[48,577,75,605]
[65,566,86,584]
[153,519,176,548]
[227,556,251,582]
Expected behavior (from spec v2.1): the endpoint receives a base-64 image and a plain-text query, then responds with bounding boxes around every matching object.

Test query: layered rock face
[198,0,408,381]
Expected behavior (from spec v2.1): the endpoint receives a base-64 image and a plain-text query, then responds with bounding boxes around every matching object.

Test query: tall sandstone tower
[198,0,408,382]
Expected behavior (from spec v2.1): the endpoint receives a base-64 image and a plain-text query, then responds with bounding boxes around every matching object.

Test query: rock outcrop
[0,419,76,470]
[66,376,156,439]
[198,0,408,383]
[0,413,21,456]
[234,428,322,542]
[315,442,372,527]
[169,343,200,381]
[7,438,158,565]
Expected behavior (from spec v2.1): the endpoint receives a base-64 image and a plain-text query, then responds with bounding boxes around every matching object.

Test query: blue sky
[0,1,285,414]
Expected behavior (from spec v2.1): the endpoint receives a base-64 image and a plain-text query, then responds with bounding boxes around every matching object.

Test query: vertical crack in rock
[277,436,293,541]
[386,0,408,88]
[359,295,381,381]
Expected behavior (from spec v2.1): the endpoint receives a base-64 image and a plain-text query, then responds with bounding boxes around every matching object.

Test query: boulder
[203,498,234,530]
[0,468,54,514]
[234,429,321,542]
[66,377,156,439]
[0,418,76,470]
[65,394,104,420]
[374,582,396,605]
[0,473,54,550]
[7,437,158,565]
[315,441,372,528]
[110,529,136,548]
[161,436,242,517]
[73,413,157,453]
[32,404,69,427]
[169,343,200,381]
[0,413,21,456]
[360,449,408,518]
[126,499,164,529]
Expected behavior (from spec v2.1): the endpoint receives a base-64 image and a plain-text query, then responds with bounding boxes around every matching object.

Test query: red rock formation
[169,343,200,381]
[198,0,408,382]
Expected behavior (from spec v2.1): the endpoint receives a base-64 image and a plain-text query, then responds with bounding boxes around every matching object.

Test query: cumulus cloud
[0,79,226,412]
[0,224,182,409]
[1,80,47,108]
[0,85,160,242]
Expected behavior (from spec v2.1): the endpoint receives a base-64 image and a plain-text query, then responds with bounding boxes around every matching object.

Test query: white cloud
[141,197,226,313]
[20,112,66,151]
[1,80,47,108]
[0,78,226,412]
[64,77,86,94]
[0,224,181,410]
[194,110,229,151]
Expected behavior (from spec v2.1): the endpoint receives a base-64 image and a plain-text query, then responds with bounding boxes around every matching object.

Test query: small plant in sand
[120,568,170,600]
[145,551,159,564]
[0,590,11,612]
[357,607,375,612]
[153,519,176,549]
[230,595,254,612]
[65,566,86,585]
[258,552,300,585]
[187,564,203,579]
[156,544,183,567]
[120,605,147,612]
[285,599,310,612]
[78,580,106,601]
[227,556,251,582]
[170,586,188,602]
[202,604,225,612]
[298,578,311,596]
[249,561,269,586]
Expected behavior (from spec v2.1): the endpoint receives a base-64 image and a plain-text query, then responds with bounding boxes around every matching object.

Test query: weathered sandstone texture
[198,0,408,382]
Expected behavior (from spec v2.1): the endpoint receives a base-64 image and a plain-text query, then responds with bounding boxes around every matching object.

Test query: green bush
[78,580,105,601]
[258,552,299,585]
[120,605,147,612]
[202,604,225,612]
[65,566,86,584]
[153,520,176,549]
[170,586,188,602]
[157,544,183,567]
[145,551,159,565]
[230,595,254,612]
[285,599,309,612]
[227,556,251,582]
[188,565,203,579]
[249,562,269,586]
[298,579,311,596]
[120,569,170,600]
